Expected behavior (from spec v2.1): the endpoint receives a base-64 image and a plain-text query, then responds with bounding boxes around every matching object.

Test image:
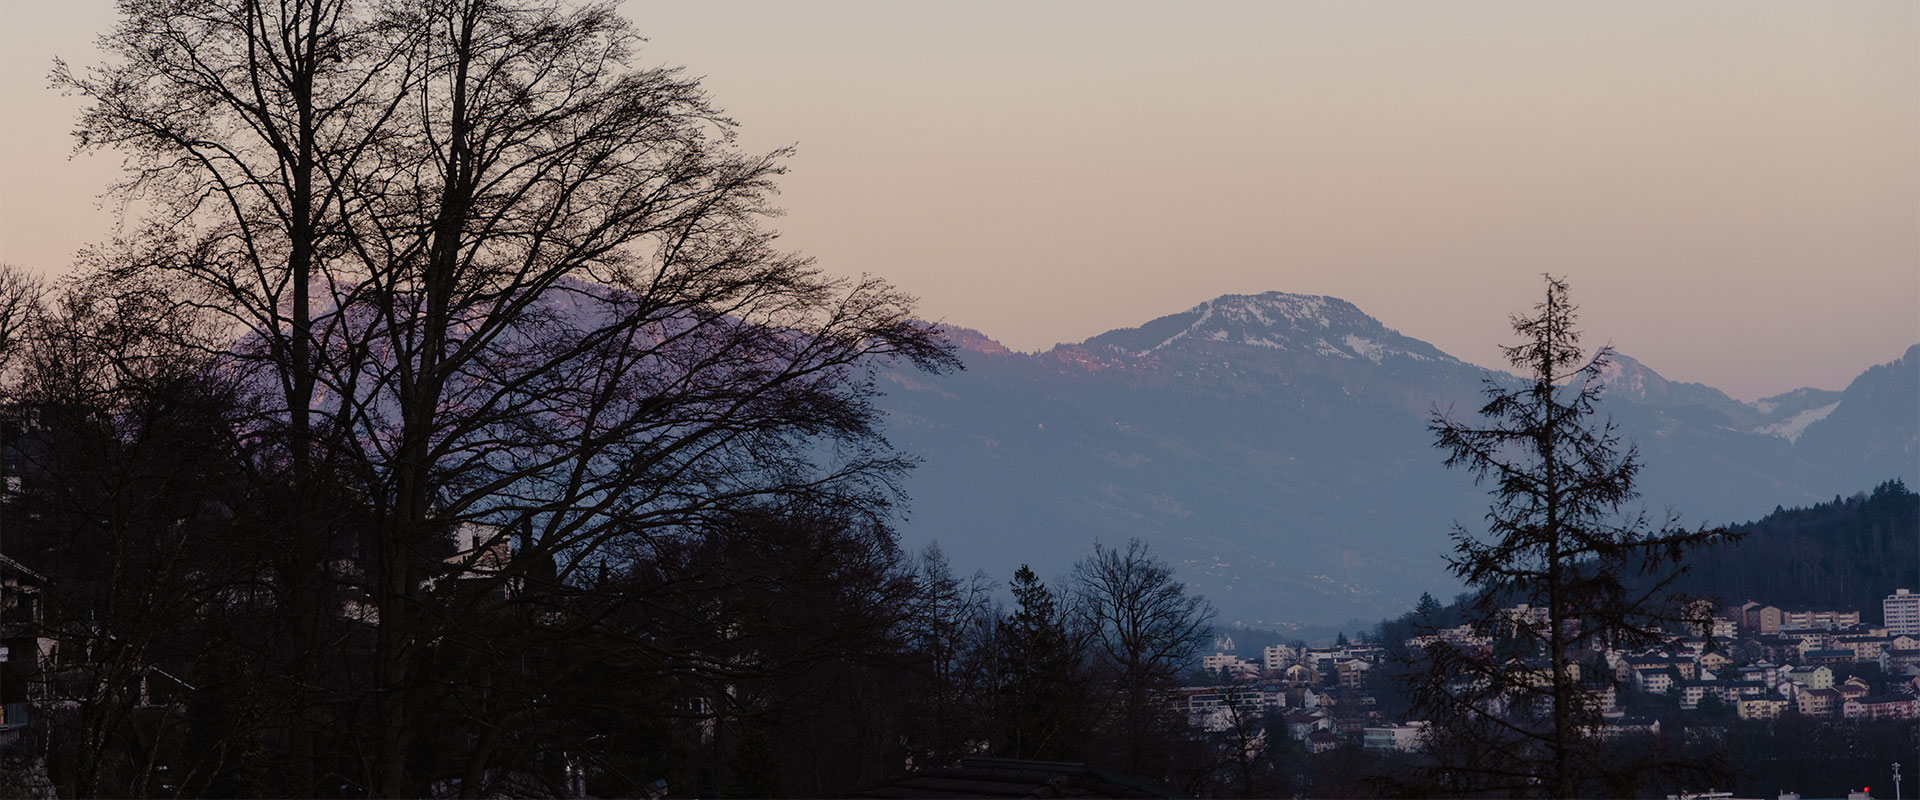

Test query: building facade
[1886,589,1920,636]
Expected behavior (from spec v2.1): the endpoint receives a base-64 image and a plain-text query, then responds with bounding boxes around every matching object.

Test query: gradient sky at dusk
[2,1,1914,400]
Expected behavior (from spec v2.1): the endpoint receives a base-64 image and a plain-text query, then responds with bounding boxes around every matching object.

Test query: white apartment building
[1886,589,1920,636]
[1202,651,1260,677]
[1363,721,1429,752]
[1263,644,1298,671]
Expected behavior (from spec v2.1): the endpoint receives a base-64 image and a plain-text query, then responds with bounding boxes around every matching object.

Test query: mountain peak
[1083,290,1458,365]
[1203,291,1363,329]
[1590,350,1667,399]
[931,324,1011,357]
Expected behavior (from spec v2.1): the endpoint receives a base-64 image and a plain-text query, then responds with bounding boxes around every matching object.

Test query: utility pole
[1892,760,1901,800]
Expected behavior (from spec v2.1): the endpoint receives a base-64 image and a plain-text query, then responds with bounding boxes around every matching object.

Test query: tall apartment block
[1887,588,1920,636]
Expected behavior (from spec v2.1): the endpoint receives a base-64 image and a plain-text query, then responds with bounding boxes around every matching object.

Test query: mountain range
[875,291,1919,626]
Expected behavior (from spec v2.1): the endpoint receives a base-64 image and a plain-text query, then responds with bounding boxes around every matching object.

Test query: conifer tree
[995,565,1086,761]
[1410,275,1737,796]
[1415,592,1443,621]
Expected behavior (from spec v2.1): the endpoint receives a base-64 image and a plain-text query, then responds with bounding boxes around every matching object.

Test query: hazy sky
[3,1,1915,400]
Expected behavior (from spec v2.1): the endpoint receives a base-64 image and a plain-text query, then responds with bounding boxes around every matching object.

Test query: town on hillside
[1178,589,1920,756]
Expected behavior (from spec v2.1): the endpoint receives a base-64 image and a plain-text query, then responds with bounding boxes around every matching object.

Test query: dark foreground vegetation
[0,0,1222,792]
[0,0,1911,797]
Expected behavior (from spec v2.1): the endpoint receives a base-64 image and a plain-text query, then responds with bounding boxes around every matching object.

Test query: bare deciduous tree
[0,264,42,374]
[60,0,954,793]
[1072,538,1215,773]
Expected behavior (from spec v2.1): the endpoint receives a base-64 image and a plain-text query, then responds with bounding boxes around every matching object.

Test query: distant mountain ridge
[879,292,1919,626]
[1084,292,1459,365]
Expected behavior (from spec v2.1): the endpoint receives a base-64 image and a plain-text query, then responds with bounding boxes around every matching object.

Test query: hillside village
[1180,589,1920,756]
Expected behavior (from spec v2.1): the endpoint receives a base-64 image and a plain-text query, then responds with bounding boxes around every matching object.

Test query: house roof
[1851,694,1918,706]
[0,552,47,586]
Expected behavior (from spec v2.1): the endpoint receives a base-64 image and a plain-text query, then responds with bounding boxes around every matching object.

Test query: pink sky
[3,1,1914,400]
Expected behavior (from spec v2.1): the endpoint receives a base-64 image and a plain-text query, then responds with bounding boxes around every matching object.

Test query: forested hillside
[1675,479,1918,614]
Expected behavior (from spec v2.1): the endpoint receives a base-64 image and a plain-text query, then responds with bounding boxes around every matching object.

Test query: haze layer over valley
[877,291,1920,626]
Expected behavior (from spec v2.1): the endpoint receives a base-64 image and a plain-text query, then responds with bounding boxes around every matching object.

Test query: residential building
[1335,659,1370,689]
[1698,651,1732,674]
[1773,680,1800,706]
[1362,721,1429,752]
[1733,661,1778,688]
[1747,634,1797,663]
[1695,616,1737,641]
[1201,651,1260,678]
[1834,633,1892,662]
[1677,680,1723,710]
[1797,687,1841,717]
[1783,665,1833,690]
[1842,694,1919,721]
[1888,647,1920,671]
[1887,589,1920,636]
[1597,716,1660,739]
[1738,602,1783,636]
[1624,654,1694,680]
[1,553,52,747]
[1780,608,1861,631]
[1262,644,1297,671]
[1282,664,1317,687]
[1282,711,1331,741]
[1180,684,1283,733]
[1407,625,1489,651]
[1305,729,1341,754]
[1736,697,1788,720]
[1804,648,1854,667]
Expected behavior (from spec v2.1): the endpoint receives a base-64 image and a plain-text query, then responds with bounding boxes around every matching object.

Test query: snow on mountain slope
[1748,387,1844,421]
[1083,291,1461,365]
[1752,402,1841,443]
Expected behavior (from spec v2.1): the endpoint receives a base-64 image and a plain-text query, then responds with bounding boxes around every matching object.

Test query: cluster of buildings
[1617,591,1920,722]
[1174,589,1920,760]
[1182,637,1420,755]
[1537,590,1920,724]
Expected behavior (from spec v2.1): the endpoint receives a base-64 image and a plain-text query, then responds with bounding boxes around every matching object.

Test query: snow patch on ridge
[1593,355,1654,397]
[1344,334,1385,363]
[1150,302,1216,352]
[1118,290,1461,365]
[1752,401,1841,443]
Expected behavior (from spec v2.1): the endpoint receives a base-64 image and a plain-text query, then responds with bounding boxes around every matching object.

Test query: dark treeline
[0,260,1229,796]
[0,346,1232,799]
[0,0,1229,796]
[1662,478,1918,613]
[1378,481,1920,648]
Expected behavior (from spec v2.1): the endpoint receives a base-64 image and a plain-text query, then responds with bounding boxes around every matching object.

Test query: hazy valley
[878,291,1920,625]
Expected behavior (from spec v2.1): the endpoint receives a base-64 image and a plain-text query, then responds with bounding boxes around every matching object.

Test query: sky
[2,1,1915,401]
